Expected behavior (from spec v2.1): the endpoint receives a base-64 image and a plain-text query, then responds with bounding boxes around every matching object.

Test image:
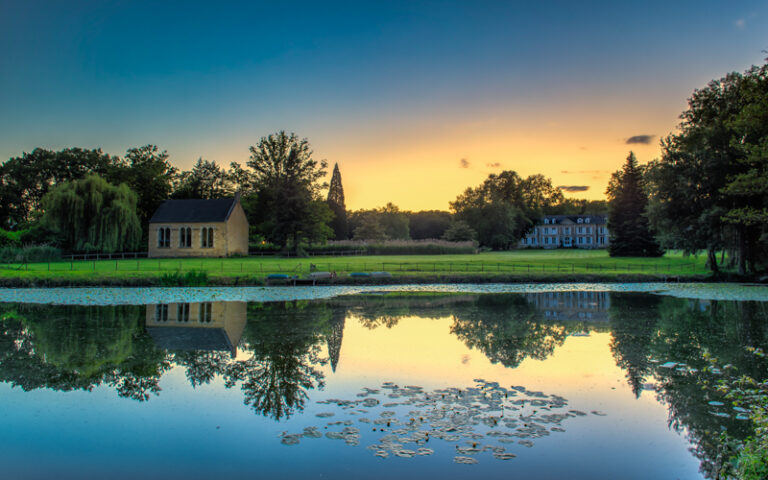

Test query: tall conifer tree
[326,163,347,240]
[606,152,663,257]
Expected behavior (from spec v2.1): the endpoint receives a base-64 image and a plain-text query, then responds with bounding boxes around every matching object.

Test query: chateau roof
[537,214,607,225]
[149,196,239,223]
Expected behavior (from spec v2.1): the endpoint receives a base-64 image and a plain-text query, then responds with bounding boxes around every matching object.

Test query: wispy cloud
[459,158,470,168]
[735,18,746,29]
[626,135,655,145]
[558,185,590,192]
[486,162,501,168]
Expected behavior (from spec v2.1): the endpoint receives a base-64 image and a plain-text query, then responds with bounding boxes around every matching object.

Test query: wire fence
[1,259,705,275]
[62,249,370,261]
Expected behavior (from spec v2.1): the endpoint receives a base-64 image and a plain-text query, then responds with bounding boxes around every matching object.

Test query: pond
[0,284,767,479]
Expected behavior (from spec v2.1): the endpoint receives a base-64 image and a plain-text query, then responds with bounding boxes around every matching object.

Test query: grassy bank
[0,250,715,286]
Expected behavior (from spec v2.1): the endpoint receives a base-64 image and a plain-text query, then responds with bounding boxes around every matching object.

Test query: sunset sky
[1,1,767,210]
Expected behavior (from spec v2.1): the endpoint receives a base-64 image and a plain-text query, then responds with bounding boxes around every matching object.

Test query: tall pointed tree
[606,152,663,257]
[326,163,347,240]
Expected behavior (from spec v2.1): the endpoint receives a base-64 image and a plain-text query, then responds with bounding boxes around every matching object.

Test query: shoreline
[0,272,731,288]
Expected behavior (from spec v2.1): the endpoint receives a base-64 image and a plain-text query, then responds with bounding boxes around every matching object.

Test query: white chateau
[519,215,609,249]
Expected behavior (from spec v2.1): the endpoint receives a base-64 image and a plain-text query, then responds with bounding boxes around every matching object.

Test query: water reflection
[145,302,247,358]
[1,292,767,478]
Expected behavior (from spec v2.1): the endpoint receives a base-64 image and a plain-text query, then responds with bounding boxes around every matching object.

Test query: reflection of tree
[174,350,232,388]
[169,301,338,420]
[0,304,170,401]
[450,295,570,368]
[343,294,476,330]
[609,293,661,397]
[232,301,332,420]
[609,295,768,479]
[327,307,345,372]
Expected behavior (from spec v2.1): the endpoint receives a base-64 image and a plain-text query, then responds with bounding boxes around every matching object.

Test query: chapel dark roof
[147,326,234,352]
[149,197,238,223]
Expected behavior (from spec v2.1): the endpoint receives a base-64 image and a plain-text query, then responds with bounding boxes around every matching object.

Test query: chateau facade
[519,215,609,249]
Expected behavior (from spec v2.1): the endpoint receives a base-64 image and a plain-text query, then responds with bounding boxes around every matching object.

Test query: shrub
[0,246,62,263]
[159,269,209,286]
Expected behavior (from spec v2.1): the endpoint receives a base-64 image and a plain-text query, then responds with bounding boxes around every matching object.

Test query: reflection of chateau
[145,302,247,357]
[524,291,611,322]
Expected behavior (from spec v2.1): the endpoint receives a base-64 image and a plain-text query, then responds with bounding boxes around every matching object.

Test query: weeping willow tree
[41,175,142,252]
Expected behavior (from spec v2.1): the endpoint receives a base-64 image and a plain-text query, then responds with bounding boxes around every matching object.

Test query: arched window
[199,302,213,323]
[201,227,215,248]
[179,227,192,248]
[155,304,169,322]
[157,227,171,248]
[177,303,190,322]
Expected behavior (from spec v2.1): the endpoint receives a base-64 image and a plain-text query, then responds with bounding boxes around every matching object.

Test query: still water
[1,287,767,479]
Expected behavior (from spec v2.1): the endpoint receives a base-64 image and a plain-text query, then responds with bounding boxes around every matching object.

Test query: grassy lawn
[0,250,711,284]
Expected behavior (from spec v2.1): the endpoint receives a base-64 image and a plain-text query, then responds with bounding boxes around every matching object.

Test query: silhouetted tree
[246,131,329,252]
[112,145,177,240]
[0,147,122,227]
[450,171,563,249]
[606,152,663,257]
[172,158,234,199]
[442,220,477,242]
[326,163,347,240]
[407,210,452,239]
[646,60,768,273]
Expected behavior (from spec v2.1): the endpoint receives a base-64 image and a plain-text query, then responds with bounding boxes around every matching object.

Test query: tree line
[0,132,605,256]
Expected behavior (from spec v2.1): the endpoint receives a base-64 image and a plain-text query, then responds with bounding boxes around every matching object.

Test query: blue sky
[1,1,766,208]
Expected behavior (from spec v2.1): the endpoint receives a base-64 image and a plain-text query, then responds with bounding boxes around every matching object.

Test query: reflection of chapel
[145,301,247,358]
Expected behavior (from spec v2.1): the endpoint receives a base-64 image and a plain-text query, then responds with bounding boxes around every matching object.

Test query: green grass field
[0,250,711,284]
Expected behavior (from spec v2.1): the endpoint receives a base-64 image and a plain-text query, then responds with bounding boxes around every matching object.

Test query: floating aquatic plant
[279,379,595,464]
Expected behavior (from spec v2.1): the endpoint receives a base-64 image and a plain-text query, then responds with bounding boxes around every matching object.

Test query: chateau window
[201,227,215,248]
[199,302,213,323]
[179,227,192,248]
[565,227,571,234]
[585,218,590,224]
[577,218,583,224]
[544,218,549,224]
[177,303,190,322]
[587,237,593,244]
[157,227,171,248]
[155,304,169,322]
[587,227,592,234]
